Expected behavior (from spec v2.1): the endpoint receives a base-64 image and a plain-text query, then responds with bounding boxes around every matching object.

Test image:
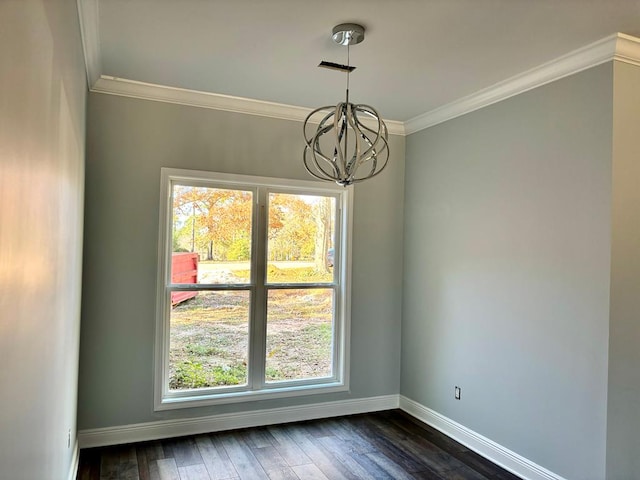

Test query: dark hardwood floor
[77,410,521,480]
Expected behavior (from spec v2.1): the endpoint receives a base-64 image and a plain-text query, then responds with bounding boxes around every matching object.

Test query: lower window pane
[266,289,334,383]
[169,290,249,390]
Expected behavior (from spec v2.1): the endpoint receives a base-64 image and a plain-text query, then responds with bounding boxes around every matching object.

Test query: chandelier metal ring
[302,24,390,186]
[303,104,389,185]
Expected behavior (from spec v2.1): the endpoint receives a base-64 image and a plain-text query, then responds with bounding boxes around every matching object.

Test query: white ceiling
[86,0,640,123]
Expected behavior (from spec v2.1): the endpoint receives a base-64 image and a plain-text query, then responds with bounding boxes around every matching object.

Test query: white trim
[93,76,311,122]
[78,394,399,449]
[67,439,79,480]
[75,9,640,136]
[612,32,640,67]
[77,392,569,479]
[154,168,353,410]
[399,396,567,480]
[404,33,640,134]
[79,28,640,136]
[91,76,407,136]
[76,0,101,88]
[156,383,350,411]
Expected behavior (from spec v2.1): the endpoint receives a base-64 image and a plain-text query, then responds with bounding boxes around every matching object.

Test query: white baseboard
[78,394,399,448]
[78,393,565,480]
[68,439,79,480]
[399,396,567,480]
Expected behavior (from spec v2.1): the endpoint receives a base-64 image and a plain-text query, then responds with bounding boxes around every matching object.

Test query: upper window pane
[267,193,335,284]
[171,185,253,285]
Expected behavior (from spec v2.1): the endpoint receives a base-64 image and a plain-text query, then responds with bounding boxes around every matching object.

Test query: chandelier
[303,24,389,186]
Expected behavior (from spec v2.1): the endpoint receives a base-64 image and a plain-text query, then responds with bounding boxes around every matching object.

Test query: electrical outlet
[454,386,461,400]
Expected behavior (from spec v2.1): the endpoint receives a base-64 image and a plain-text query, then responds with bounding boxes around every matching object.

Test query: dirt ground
[169,288,333,389]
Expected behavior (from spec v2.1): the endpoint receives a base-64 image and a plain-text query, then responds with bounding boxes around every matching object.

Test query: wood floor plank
[78,448,101,480]
[411,469,448,480]
[387,413,498,480]
[444,466,491,480]
[318,436,384,479]
[147,441,167,461]
[390,412,468,454]
[364,451,416,480]
[300,419,336,438]
[137,448,150,480]
[290,463,330,480]
[325,419,376,455]
[99,447,120,480]
[383,416,519,480]
[119,446,141,480]
[137,441,166,480]
[283,425,354,480]
[98,445,139,480]
[77,411,521,480]
[195,435,238,480]
[166,437,204,468]
[178,463,212,480]
[351,452,400,479]
[412,465,490,480]
[156,458,180,480]
[251,446,298,480]
[454,450,521,480]
[361,413,485,477]
[147,462,161,480]
[347,416,433,473]
[266,426,313,467]
[219,433,269,480]
[241,428,275,449]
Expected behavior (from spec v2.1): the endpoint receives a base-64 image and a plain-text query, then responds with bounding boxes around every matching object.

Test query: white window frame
[154,168,353,410]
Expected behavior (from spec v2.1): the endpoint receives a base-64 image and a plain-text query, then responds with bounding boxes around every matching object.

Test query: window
[155,168,352,409]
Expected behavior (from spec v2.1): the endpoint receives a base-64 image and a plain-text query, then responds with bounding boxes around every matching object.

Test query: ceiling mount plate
[332,23,365,46]
[318,61,356,72]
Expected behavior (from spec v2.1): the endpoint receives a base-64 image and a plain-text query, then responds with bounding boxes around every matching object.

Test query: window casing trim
[154,168,353,410]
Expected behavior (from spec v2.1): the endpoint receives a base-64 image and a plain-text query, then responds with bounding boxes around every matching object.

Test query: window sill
[155,381,349,411]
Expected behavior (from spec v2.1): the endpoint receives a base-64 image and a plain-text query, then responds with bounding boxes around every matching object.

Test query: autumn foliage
[172,186,334,269]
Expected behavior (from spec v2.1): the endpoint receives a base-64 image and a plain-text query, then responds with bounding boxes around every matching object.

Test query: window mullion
[249,188,268,390]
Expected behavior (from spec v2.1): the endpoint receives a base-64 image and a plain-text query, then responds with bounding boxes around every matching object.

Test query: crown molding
[404,33,640,134]
[91,76,407,136]
[76,0,101,88]
[75,4,639,139]
[612,32,640,67]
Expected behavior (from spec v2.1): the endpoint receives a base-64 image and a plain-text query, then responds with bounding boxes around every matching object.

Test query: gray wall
[402,64,613,479]
[0,1,86,479]
[606,61,640,480]
[78,93,405,428]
